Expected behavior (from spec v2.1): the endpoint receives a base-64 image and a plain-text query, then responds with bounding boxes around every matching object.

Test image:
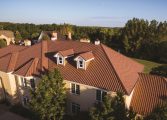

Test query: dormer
[74,51,94,70]
[54,49,74,66]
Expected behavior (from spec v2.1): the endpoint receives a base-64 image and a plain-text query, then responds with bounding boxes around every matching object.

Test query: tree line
[0,18,167,64]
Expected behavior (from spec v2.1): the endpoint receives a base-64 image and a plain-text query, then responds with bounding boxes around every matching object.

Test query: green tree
[89,95,114,120]
[0,39,7,48]
[31,32,40,39]
[89,92,136,120]
[158,41,167,63]
[144,102,167,120]
[42,34,50,41]
[29,69,66,120]
[150,65,167,77]
[112,92,128,120]
[14,31,22,43]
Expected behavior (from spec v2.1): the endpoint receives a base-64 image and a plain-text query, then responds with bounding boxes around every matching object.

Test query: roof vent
[94,39,100,45]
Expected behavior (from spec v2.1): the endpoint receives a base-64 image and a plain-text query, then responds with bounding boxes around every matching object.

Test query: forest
[0,18,167,64]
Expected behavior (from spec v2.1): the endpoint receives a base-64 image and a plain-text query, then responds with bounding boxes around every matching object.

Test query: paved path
[0,104,28,120]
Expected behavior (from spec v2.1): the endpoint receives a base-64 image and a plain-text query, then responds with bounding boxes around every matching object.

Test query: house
[0,40,166,116]
[38,31,72,42]
[0,30,15,45]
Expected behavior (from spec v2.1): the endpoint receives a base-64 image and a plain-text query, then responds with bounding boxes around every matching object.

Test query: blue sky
[0,0,167,27]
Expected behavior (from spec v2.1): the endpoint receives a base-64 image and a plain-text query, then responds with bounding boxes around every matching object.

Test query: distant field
[133,58,163,73]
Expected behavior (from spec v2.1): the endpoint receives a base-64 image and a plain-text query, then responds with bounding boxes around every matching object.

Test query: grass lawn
[133,58,163,73]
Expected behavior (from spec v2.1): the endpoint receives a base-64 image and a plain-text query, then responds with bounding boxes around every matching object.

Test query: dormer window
[74,51,94,70]
[55,54,64,65]
[54,49,74,66]
[58,56,63,64]
[79,59,84,68]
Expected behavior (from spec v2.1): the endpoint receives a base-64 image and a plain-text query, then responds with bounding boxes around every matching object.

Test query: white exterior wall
[125,89,135,109]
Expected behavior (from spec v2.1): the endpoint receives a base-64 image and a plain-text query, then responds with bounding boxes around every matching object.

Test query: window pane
[59,57,63,64]
[76,104,80,113]
[24,78,27,87]
[30,79,35,89]
[79,60,83,68]
[76,85,80,95]
[71,84,75,93]
[72,103,75,113]
[96,90,101,101]
[71,103,80,114]
[102,91,107,101]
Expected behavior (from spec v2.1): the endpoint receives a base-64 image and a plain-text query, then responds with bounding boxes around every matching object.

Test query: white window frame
[78,60,84,68]
[21,77,27,87]
[96,90,107,102]
[57,55,64,65]
[70,83,80,95]
[77,58,85,69]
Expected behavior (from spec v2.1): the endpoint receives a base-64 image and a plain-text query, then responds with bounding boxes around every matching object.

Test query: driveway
[0,104,28,120]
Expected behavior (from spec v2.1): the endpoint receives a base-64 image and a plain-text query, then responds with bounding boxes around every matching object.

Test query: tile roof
[14,58,39,76]
[0,30,14,38]
[101,44,144,94]
[130,73,167,115]
[76,51,94,61]
[58,49,74,57]
[0,40,144,95]
[0,45,27,72]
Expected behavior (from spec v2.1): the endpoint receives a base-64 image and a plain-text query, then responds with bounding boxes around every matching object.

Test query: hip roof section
[0,40,144,95]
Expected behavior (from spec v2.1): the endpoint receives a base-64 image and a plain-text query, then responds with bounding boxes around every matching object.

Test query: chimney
[41,41,48,70]
[94,39,100,45]
[51,32,57,41]
[68,32,72,39]
[24,39,31,46]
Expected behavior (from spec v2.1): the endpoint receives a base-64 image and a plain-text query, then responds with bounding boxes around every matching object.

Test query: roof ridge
[100,44,128,94]
[7,52,19,72]
[25,58,39,76]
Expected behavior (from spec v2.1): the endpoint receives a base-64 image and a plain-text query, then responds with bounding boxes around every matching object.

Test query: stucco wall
[0,71,135,113]
[0,35,14,45]
[0,71,18,103]
[125,89,134,109]
[65,80,97,113]
[15,75,41,105]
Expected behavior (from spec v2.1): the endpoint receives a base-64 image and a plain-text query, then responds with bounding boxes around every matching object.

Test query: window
[71,83,80,95]
[96,90,107,102]
[71,103,80,114]
[30,79,35,89]
[21,77,27,87]
[58,56,63,64]
[23,96,29,105]
[78,60,84,68]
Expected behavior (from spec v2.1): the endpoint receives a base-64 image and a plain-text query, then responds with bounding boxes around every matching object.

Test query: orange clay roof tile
[0,40,144,95]
[130,73,167,115]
